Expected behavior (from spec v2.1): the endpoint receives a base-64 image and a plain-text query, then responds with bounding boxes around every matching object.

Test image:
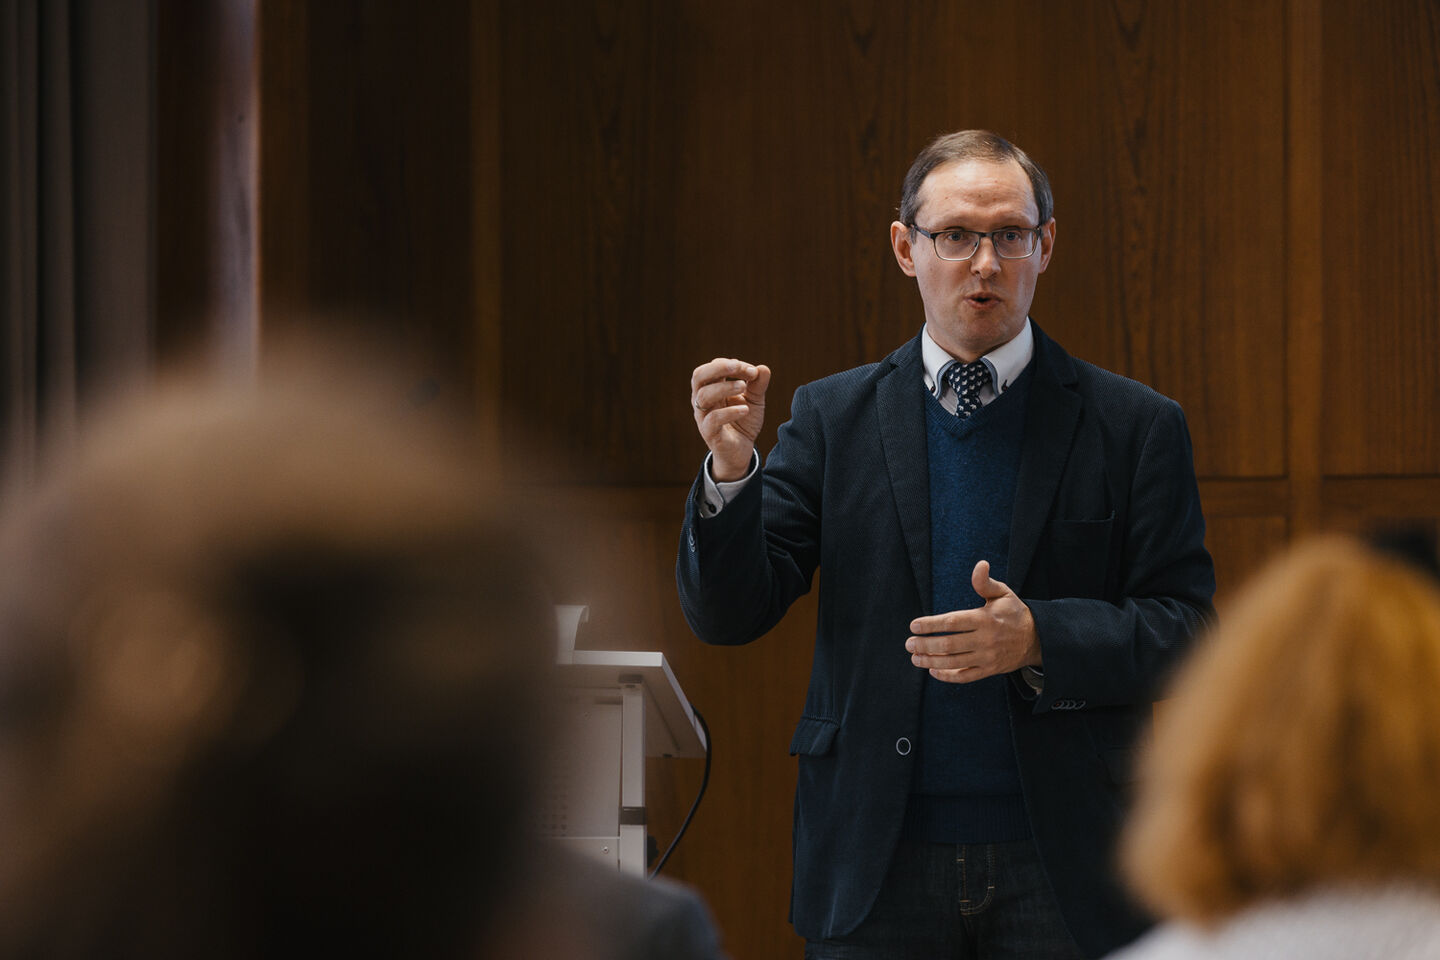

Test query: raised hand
[690,358,772,481]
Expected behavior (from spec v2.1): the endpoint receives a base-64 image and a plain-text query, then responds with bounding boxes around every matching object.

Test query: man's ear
[890,221,918,277]
[1036,218,1056,273]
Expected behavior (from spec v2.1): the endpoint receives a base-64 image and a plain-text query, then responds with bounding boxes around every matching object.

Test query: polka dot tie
[944,359,992,419]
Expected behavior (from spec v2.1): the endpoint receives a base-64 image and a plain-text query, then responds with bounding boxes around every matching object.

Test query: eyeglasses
[909,223,1043,261]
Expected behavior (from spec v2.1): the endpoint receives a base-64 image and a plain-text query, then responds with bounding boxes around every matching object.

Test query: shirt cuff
[1020,665,1045,693]
[700,450,759,517]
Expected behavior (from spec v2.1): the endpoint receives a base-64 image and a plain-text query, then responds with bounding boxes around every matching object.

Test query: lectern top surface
[555,650,707,758]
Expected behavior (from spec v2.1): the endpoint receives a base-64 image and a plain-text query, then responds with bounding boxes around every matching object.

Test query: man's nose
[970,236,1002,277]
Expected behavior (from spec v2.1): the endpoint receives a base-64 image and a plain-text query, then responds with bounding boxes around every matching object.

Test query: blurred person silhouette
[1107,532,1440,960]
[507,848,727,960]
[0,356,724,960]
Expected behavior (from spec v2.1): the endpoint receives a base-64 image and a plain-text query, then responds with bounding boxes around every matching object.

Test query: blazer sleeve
[676,383,825,646]
[1024,398,1216,711]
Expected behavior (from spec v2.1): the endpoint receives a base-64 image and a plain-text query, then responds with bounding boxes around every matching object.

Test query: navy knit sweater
[906,366,1033,843]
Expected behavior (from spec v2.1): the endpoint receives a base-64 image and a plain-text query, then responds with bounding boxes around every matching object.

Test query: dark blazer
[677,323,1215,959]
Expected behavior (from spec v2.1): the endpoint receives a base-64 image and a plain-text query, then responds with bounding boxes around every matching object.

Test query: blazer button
[895,737,912,756]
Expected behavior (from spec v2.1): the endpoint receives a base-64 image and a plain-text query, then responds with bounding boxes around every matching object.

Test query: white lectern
[541,605,708,875]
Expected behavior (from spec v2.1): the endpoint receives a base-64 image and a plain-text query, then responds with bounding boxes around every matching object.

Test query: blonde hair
[1121,534,1440,924]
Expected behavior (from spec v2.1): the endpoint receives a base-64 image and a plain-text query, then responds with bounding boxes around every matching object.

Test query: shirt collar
[921,318,1034,398]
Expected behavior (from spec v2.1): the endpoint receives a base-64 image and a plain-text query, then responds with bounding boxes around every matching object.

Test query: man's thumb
[972,559,1009,601]
[748,364,773,401]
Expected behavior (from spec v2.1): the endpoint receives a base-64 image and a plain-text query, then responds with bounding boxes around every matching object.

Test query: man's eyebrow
[934,222,1030,231]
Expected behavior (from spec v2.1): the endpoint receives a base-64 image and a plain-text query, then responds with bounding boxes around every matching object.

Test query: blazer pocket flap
[1048,514,1116,553]
[789,716,839,756]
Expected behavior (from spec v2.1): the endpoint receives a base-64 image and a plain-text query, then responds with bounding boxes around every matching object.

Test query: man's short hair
[897,129,1054,228]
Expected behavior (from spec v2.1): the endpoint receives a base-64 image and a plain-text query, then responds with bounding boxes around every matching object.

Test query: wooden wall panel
[259,0,474,405]
[499,1,1287,487]
[1320,0,1440,476]
[257,1,311,336]
[498,1,911,485]
[1286,0,1325,537]
[1324,478,1440,532]
[896,1,1290,480]
[1203,515,1290,608]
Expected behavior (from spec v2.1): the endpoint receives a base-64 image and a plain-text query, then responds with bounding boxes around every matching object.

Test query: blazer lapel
[875,337,933,611]
[1008,324,1082,591]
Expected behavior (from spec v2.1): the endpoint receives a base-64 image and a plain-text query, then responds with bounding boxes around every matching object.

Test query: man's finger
[930,667,984,684]
[906,626,986,660]
[691,358,760,393]
[907,613,974,637]
[691,361,770,418]
[745,364,773,402]
[910,643,975,667]
[693,377,752,414]
[971,559,1012,601]
[697,402,752,432]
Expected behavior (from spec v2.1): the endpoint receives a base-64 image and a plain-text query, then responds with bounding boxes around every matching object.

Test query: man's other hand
[905,560,1041,683]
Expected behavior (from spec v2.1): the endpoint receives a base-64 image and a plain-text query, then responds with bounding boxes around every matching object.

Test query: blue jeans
[804,838,1083,959]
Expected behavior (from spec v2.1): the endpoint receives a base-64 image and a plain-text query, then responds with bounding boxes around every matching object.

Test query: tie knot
[944,360,992,418]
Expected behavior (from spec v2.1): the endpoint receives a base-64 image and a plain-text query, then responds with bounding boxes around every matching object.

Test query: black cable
[649,707,711,878]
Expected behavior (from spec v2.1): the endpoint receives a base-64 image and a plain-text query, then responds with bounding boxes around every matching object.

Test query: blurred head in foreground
[1120,533,1440,925]
[0,360,552,958]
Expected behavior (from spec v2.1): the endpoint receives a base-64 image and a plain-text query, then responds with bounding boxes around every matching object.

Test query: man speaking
[677,130,1215,959]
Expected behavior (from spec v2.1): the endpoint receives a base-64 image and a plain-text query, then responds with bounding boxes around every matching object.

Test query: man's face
[890,159,1056,361]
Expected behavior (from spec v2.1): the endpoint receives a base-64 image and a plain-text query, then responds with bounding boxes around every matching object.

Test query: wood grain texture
[1205,515,1290,608]
[497,0,1286,485]
[1324,477,1440,528]
[1023,1,1288,480]
[1198,478,1290,520]
[258,0,474,405]
[1320,0,1440,475]
[256,0,310,337]
[1287,0,1325,535]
